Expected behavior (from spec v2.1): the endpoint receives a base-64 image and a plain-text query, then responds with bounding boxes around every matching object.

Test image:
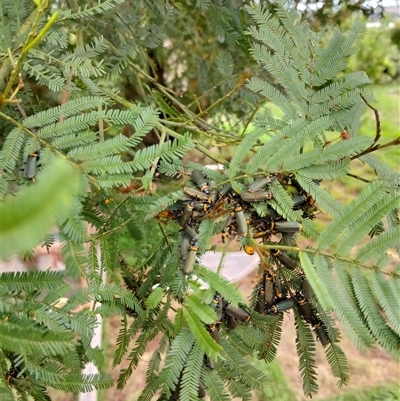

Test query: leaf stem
[2,2,53,103]
[257,243,395,277]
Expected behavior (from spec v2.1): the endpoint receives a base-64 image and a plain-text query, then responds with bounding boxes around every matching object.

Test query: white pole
[78,245,105,401]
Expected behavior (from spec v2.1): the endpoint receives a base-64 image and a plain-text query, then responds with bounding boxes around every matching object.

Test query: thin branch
[258,243,395,277]
[360,93,381,145]
[59,69,74,123]
[351,136,400,160]
[346,173,370,183]
[184,72,250,125]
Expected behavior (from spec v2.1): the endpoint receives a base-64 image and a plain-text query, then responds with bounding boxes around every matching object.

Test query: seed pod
[302,277,314,301]
[183,224,197,241]
[272,249,298,270]
[248,176,274,192]
[225,304,250,323]
[179,201,194,227]
[24,152,39,179]
[296,293,313,323]
[244,244,255,255]
[183,186,211,202]
[241,190,273,202]
[234,204,247,236]
[266,299,295,315]
[313,320,330,347]
[181,239,198,275]
[191,170,210,194]
[198,381,206,398]
[274,221,302,233]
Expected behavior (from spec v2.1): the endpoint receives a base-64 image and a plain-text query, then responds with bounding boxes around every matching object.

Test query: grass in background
[319,384,400,401]
[254,360,399,401]
[254,359,297,401]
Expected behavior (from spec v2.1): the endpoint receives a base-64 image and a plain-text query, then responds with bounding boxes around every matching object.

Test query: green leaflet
[51,373,114,392]
[356,223,400,262]
[295,174,342,217]
[336,191,400,254]
[0,317,75,356]
[205,370,232,401]
[350,268,400,361]
[370,271,400,337]
[0,270,65,293]
[228,128,264,192]
[317,180,386,251]
[0,127,25,181]
[22,96,111,128]
[299,252,334,311]
[247,77,296,116]
[180,343,204,401]
[314,255,376,352]
[294,309,318,396]
[161,327,195,396]
[324,343,350,387]
[195,266,245,306]
[0,158,84,260]
[182,307,222,360]
[283,136,372,171]
[145,286,164,310]
[220,339,267,390]
[185,294,217,324]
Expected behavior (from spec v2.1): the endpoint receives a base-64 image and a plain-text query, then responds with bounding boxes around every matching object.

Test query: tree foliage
[0,0,399,400]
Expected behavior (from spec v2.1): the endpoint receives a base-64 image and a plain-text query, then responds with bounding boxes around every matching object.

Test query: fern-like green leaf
[145,287,164,310]
[228,128,264,187]
[357,223,400,263]
[0,270,65,293]
[337,191,399,254]
[324,343,350,387]
[180,343,204,401]
[204,370,231,401]
[160,327,195,396]
[370,271,400,337]
[299,252,334,311]
[314,255,375,351]
[182,307,222,360]
[317,180,386,251]
[185,294,217,324]
[350,268,400,360]
[195,265,244,306]
[294,309,318,396]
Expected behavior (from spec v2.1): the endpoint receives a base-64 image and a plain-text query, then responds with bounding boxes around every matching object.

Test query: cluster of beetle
[164,169,330,348]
